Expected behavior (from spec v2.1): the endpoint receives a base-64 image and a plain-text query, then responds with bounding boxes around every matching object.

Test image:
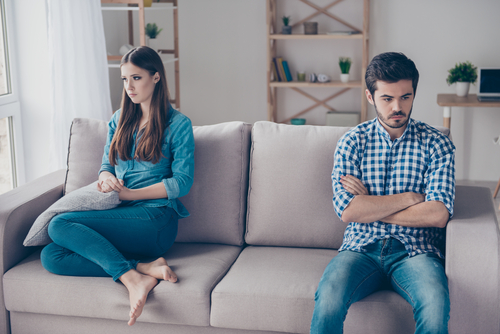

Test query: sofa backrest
[176,122,251,246]
[245,121,350,249]
[64,117,251,246]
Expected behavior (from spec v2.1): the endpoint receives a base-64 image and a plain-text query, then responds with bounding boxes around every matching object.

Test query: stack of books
[272,57,293,82]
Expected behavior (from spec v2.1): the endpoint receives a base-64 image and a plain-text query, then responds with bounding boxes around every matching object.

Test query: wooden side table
[437,94,500,200]
[437,94,500,128]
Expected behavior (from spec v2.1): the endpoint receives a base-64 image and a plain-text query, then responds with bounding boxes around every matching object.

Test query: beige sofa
[0,119,499,334]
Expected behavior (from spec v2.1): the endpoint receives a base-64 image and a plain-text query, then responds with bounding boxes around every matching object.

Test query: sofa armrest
[0,169,65,334]
[446,185,500,334]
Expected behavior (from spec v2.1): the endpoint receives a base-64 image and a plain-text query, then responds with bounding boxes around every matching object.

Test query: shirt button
[388,185,392,188]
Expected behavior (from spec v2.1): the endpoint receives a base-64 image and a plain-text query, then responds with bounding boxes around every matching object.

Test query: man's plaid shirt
[332,117,456,259]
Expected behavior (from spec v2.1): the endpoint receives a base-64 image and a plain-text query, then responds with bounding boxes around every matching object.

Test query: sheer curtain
[47,0,112,171]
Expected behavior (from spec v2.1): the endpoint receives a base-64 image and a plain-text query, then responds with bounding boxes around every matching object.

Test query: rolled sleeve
[332,134,362,220]
[162,115,195,200]
[425,136,456,218]
[98,111,119,177]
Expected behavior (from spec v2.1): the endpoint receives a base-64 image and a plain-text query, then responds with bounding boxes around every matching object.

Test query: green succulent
[339,57,352,74]
[446,61,477,85]
[282,16,291,26]
[145,23,163,39]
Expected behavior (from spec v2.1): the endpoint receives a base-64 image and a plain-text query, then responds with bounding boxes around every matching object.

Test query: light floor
[456,180,500,222]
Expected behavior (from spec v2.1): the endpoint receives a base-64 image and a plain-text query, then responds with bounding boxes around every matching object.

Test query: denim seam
[391,276,416,311]
[345,269,380,308]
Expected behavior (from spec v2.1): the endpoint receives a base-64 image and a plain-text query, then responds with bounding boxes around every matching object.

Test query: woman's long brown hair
[109,46,171,165]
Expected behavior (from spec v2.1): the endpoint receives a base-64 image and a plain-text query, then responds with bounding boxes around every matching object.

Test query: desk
[437,94,500,128]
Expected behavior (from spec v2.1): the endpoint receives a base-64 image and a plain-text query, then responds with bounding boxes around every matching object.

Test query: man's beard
[374,101,412,129]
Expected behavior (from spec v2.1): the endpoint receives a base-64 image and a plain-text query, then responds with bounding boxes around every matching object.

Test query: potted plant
[339,57,352,83]
[446,61,477,97]
[282,16,292,34]
[145,23,163,51]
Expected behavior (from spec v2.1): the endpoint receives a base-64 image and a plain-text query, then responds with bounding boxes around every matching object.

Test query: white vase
[340,73,350,83]
[147,37,160,53]
[456,82,470,97]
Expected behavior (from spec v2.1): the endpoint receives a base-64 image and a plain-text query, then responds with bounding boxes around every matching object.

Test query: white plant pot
[340,73,350,83]
[147,37,160,53]
[456,82,470,97]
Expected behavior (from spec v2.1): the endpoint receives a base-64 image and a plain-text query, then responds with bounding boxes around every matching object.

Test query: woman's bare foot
[119,269,158,326]
[136,257,178,283]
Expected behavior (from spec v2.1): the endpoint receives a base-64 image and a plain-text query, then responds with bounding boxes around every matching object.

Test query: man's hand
[340,175,369,195]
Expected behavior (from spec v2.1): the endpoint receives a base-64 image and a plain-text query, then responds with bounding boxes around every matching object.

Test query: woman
[41,46,195,326]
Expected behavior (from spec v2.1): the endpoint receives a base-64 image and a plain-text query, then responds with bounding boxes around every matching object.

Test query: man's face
[365,80,414,137]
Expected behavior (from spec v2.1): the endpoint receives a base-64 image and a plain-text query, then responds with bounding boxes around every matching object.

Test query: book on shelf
[272,58,282,82]
[282,60,293,82]
[277,57,288,82]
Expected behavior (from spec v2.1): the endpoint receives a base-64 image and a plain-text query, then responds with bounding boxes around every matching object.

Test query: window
[0,0,24,195]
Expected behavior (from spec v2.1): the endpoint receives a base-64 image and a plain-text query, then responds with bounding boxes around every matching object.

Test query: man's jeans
[310,237,449,334]
[41,206,178,281]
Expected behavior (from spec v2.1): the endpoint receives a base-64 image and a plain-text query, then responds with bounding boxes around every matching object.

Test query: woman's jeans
[41,206,178,281]
[310,237,449,334]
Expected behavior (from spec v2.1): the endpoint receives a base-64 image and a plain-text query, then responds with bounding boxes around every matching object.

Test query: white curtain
[47,0,112,171]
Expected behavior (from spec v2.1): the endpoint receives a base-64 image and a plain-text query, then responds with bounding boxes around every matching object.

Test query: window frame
[0,0,25,189]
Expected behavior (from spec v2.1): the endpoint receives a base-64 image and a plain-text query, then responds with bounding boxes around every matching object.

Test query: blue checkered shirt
[333,118,456,259]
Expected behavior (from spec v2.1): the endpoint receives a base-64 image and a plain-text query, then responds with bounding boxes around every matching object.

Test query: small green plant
[446,61,477,85]
[145,23,163,39]
[282,16,291,26]
[339,57,352,74]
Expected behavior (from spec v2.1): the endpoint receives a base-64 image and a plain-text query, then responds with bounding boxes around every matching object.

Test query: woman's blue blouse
[98,108,195,218]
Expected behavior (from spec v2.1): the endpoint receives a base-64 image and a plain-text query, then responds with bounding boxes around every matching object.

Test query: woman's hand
[98,172,124,193]
[340,175,369,196]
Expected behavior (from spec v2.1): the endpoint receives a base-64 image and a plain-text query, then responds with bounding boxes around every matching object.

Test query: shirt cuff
[163,178,180,200]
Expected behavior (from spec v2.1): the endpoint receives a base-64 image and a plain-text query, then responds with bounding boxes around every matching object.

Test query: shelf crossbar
[281,87,351,124]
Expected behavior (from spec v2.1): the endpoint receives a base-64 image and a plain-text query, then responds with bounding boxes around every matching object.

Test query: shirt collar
[375,117,413,142]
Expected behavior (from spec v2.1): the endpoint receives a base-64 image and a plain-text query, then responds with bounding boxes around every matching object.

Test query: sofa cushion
[210,246,414,334]
[4,243,242,327]
[64,118,108,195]
[176,122,251,246]
[23,181,121,247]
[245,121,350,249]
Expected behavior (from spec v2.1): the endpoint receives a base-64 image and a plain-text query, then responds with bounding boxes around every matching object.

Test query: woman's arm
[117,182,167,201]
[161,114,195,200]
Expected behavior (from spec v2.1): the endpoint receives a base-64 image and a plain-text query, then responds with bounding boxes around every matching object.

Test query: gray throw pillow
[23,181,121,247]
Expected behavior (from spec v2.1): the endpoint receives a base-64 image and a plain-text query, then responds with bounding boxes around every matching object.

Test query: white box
[326,111,360,127]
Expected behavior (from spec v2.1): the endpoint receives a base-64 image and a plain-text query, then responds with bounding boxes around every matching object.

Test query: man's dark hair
[365,52,419,97]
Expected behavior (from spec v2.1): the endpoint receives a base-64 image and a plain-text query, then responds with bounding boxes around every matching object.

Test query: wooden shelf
[269,33,363,40]
[270,81,362,88]
[266,0,370,124]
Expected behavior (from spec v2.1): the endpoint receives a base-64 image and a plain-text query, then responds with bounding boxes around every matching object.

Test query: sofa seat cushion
[4,243,242,327]
[210,246,414,334]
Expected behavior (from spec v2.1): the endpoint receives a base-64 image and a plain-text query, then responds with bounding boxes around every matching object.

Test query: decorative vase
[456,82,470,97]
[143,0,153,7]
[281,26,292,34]
[147,37,160,52]
[340,73,350,83]
[304,22,318,35]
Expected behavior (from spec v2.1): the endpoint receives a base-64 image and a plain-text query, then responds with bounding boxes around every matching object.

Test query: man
[310,52,455,334]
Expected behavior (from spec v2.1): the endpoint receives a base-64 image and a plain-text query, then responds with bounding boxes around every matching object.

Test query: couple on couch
[39,47,455,334]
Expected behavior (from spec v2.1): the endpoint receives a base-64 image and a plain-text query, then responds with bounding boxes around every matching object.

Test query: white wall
[13,0,500,182]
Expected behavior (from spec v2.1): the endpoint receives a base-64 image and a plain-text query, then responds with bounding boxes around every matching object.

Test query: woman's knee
[40,243,65,275]
[47,213,72,239]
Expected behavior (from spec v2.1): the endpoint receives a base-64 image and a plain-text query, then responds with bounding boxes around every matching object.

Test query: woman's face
[121,62,158,107]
